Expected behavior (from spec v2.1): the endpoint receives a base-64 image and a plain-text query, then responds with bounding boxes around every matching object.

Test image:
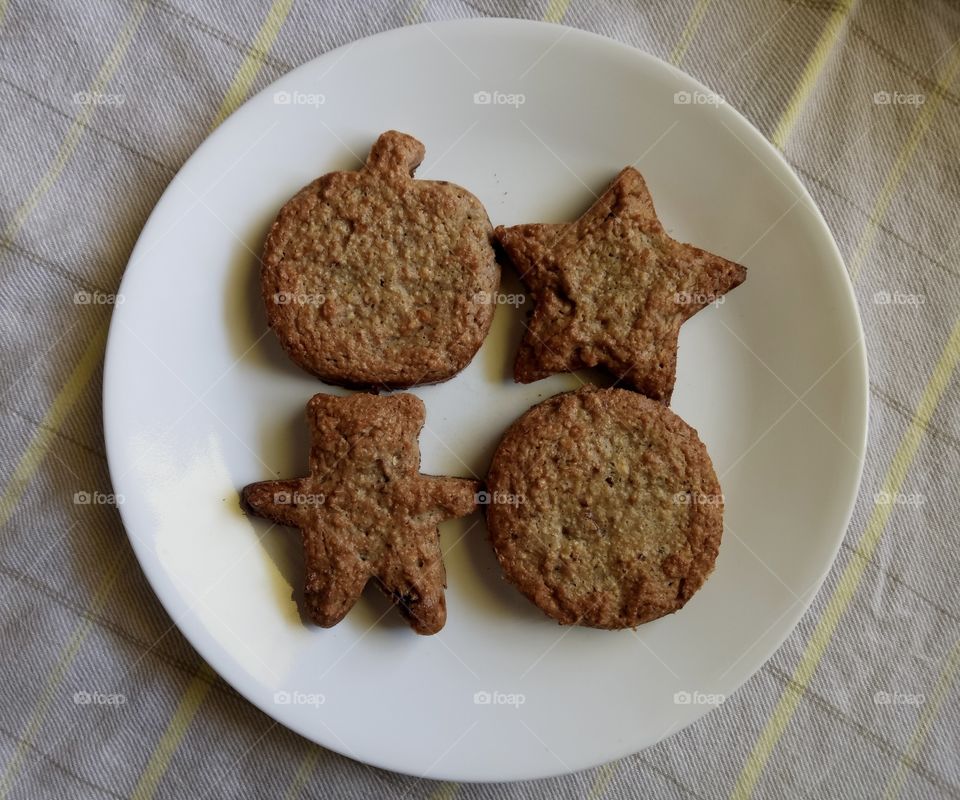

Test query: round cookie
[486,386,723,629]
[261,130,500,388]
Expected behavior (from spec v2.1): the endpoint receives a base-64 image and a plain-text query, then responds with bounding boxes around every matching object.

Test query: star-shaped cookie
[241,392,478,634]
[495,167,747,403]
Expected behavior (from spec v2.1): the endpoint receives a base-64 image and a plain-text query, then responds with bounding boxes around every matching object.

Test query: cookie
[495,168,746,403]
[261,130,500,388]
[241,392,479,634]
[485,386,723,629]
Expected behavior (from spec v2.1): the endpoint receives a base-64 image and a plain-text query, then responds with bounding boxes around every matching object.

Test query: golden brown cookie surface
[495,168,746,403]
[262,130,500,388]
[486,386,723,629]
[242,392,478,634]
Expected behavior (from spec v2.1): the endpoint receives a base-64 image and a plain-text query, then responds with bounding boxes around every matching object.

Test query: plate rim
[102,16,869,782]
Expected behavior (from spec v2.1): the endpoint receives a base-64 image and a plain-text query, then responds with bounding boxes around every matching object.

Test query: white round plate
[104,19,867,782]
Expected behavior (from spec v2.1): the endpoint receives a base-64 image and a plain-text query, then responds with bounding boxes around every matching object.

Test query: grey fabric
[1,0,958,797]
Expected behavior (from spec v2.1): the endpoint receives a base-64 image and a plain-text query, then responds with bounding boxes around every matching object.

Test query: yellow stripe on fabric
[731,318,960,799]
[2,0,149,242]
[587,761,618,799]
[405,0,430,26]
[670,0,713,66]
[883,639,960,800]
[129,663,216,800]
[0,551,127,799]
[210,0,296,128]
[849,46,960,280]
[0,322,108,530]
[426,781,459,800]
[0,1,9,26]
[543,0,572,24]
[771,0,852,149]
[281,746,323,800]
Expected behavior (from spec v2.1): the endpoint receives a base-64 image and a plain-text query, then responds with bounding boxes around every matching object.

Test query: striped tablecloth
[1,1,958,797]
